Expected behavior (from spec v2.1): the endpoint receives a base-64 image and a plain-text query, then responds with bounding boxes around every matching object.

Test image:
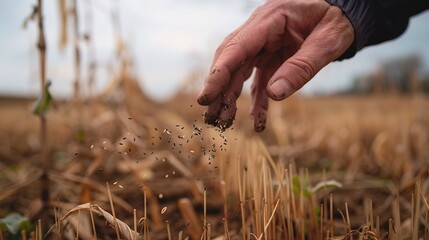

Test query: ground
[0,88,428,239]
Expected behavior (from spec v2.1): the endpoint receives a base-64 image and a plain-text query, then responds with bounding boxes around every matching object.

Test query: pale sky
[1,0,428,100]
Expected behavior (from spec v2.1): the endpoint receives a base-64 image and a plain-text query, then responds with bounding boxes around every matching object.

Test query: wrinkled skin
[197,0,354,132]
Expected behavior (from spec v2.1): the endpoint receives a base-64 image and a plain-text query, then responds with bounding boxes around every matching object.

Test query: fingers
[251,52,283,132]
[251,69,269,132]
[203,96,222,125]
[266,7,354,101]
[197,19,269,106]
[203,59,255,129]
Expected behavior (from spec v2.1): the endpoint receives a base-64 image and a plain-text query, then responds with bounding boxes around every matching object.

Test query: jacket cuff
[325,0,376,59]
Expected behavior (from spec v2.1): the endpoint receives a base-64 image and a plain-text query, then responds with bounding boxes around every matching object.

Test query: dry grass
[0,88,428,239]
[2,2,428,239]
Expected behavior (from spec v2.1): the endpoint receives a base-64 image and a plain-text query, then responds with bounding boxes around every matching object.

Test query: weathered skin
[197,0,354,132]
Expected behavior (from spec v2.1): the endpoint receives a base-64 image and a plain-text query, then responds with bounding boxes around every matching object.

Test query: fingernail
[269,78,293,100]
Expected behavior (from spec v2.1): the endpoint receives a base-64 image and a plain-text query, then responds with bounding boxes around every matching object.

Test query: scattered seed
[161,207,167,214]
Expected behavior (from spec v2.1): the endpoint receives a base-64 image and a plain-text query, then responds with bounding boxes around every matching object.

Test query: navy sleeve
[325,0,429,59]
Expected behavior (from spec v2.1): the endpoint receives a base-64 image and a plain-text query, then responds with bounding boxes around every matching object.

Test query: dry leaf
[47,203,139,240]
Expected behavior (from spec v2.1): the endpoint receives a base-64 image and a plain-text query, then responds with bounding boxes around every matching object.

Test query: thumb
[266,9,353,100]
[266,54,319,101]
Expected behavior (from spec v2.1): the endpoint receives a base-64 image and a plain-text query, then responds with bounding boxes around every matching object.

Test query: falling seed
[190,150,195,153]
[119,185,124,189]
[103,141,107,144]
[90,144,94,149]
[113,182,118,185]
[165,174,169,178]
[172,171,176,175]
[161,206,167,214]
[123,137,126,140]
[159,193,164,199]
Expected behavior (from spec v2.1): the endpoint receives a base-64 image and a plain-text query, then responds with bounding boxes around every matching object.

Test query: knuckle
[287,58,315,85]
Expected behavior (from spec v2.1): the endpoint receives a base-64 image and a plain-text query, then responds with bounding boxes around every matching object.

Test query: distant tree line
[344,55,429,95]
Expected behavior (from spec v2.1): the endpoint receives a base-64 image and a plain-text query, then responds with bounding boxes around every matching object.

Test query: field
[2,1,429,239]
[1,79,428,239]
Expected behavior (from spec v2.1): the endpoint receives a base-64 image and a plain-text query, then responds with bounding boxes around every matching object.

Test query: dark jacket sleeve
[325,0,429,59]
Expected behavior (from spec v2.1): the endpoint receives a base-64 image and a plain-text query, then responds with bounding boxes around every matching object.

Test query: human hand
[197,0,354,132]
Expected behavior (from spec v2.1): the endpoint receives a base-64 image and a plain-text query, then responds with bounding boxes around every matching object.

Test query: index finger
[197,21,269,105]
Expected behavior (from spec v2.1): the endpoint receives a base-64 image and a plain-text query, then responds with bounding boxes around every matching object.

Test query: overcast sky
[1,0,429,100]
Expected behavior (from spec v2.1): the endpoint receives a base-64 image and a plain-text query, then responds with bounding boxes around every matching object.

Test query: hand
[197,0,354,132]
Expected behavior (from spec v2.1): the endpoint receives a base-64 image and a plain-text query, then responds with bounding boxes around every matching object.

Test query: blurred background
[1,0,429,100]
